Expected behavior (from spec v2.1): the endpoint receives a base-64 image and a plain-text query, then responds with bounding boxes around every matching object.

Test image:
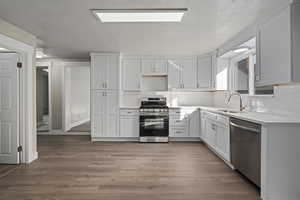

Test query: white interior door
[0,53,19,164]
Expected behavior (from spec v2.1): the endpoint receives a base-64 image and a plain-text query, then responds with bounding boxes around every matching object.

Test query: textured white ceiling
[0,0,291,58]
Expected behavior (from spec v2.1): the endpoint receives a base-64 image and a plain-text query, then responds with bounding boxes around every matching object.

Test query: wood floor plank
[0,135,260,200]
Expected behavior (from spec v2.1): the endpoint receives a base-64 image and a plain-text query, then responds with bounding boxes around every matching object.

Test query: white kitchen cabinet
[257,3,300,86]
[200,111,207,141]
[201,110,230,162]
[181,59,198,89]
[91,90,119,139]
[141,59,167,75]
[169,108,189,137]
[167,58,197,89]
[205,118,217,148]
[167,59,181,89]
[197,55,213,89]
[188,109,200,137]
[122,58,141,91]
[216,122,230,162]
[170,127,188,138]
[169,108,201,139]
[120,109,139,137]
[90,53,120,90]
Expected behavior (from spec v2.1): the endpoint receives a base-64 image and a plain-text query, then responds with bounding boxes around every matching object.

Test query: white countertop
[198,106,300,125]
[120,105,300,124]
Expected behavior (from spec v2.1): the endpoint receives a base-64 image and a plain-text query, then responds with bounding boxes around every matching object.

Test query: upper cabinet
[168,57,198,89]
[141,58,167,76]
[122,57,141,91]
[181,59,198,89]
[90,53,120,90]
[257,2,300,86]
[197,55,215,90]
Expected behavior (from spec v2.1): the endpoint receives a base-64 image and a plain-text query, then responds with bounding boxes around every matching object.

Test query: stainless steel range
[139,97,169,143]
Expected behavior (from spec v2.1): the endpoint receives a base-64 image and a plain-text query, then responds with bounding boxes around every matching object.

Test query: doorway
[36,65,50,132]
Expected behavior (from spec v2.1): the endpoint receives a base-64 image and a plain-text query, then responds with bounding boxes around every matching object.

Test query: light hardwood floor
[0,136,260,200]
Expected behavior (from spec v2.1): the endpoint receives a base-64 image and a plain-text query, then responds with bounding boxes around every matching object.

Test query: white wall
[65,65,90,130]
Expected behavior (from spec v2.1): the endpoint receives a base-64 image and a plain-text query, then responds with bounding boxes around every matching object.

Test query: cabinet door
[91,55,107,90]
[91,114,103,138]
[141,59,155,75]
[122,59,141,91]
[181,59,197,89]
[216,124,230,162]
[258,6,291,86]
[104,114,119,137]
[106,90,119,115]
[200,113,206,141]
[189,110,200,137]
[142,59,167,75]
[120,116,139,137]
[91,90,106,115]
[170,127,188,137]
[205,119,217,147]
[107,55,120,90]
[198,56,212,89]
[154,60,167,75]
[168,59,181,89]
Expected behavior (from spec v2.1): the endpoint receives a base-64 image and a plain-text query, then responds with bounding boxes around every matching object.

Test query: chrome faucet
[227,92,246,112]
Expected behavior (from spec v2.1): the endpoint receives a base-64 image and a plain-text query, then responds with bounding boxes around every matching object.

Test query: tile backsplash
[214,85,300,116]
[121,91,214,108]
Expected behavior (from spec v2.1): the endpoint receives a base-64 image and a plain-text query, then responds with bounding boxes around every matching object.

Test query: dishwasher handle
[230,122,260,133]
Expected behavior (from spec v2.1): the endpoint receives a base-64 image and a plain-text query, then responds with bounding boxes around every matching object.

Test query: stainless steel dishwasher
[230,118,261,187]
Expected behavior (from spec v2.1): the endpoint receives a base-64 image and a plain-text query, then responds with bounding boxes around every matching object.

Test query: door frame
[36,62,52,131]
[0,33,36,164]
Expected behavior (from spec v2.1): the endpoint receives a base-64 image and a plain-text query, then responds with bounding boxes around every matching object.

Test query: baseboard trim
[38,130,90,136]
[26,151,38,164]
[91,137,139,142]
[169,137,202,142]
[91,137,202,142]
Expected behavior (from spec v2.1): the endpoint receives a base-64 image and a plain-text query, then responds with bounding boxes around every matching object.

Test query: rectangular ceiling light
[92,9,187,23]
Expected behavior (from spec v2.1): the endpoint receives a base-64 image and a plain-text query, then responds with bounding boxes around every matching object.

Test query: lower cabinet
[120,115,139,137]
[215,122,230,162]
[201,110,230,162]
[91,113,119,138]
[169,108,200,139]
[188,109,200,137]
[91,90,120,140]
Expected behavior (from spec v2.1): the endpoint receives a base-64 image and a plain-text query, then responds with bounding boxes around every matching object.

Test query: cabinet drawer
[170,118,187,127]
[120,109,139,116]
[217,115,229,126]
[170,128,187,137]
[169,109,181,116]
[206,112,218,120]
